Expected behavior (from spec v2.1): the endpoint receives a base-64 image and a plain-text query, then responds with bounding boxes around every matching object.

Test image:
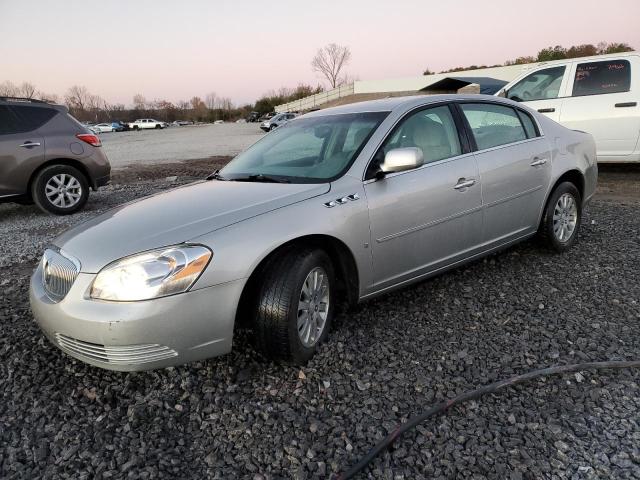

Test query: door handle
[530,158,547,167]
[19,142,41,148]
[537,108,555,113]
[615,102,637,108]
[453,178,476,190]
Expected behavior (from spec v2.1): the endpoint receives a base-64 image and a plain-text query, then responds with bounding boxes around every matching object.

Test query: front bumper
[30,264,245,371]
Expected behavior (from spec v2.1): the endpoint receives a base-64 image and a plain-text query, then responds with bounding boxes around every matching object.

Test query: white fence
[275,84,355,112]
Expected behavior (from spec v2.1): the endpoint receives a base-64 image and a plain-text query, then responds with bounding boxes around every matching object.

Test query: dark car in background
[0,97,111,215]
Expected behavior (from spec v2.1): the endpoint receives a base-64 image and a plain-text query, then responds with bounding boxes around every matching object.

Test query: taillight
[76,133,101,147]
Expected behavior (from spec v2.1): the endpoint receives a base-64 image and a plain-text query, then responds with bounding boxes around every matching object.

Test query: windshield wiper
[231,174,291,183]
[207,169,227,181]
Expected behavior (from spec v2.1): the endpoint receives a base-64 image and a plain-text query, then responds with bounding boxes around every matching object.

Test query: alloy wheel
[45,174,82,208]
[553,193,578,242]
[297,267,330,347]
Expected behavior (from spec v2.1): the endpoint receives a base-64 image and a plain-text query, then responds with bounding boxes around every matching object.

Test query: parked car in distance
[247,111,261,122]
[497,52,640,163]
[93,123,116,133]
[172,120,193,126]
[260,112,296,131]
[110,121,129,132]
[128,118,167,130]
[258,112,277,122]
[0,97,111,214]
[30,95,597,371]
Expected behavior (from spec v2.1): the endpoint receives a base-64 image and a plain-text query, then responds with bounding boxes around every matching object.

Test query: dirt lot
[101,123,265,168]
[0,162,639,479]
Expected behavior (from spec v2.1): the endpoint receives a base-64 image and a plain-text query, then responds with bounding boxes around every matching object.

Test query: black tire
[269,124,277,131]
[539,181,582,252]
[31,165,89,215]
[254,249,335,364]
[155,124,161,129]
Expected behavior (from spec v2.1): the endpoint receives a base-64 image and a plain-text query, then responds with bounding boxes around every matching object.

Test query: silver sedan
[30,95,597,371]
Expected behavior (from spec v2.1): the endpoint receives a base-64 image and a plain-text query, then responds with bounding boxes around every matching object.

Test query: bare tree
[133,94,147,111]
[19,82,36,98]
[205,92,217,110]
[311,43,352,88]
[65,85,92,111]
[0,80,19,96]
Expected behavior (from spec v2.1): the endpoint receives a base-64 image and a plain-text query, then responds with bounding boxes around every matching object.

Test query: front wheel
[539,182,582,252]
[254,249,335,364]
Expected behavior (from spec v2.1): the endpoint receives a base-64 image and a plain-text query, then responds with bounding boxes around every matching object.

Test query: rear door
[560,56,639,160]
[458,102,552,243]
[0,105,49,197]
[505,64,571,122]
[364,104,483,290]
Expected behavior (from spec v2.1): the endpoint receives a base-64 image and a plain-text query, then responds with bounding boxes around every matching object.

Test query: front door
[505,65,570,123]
[364,104,483,291]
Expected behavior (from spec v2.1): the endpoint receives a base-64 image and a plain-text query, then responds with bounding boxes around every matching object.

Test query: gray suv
[0,97,111,214]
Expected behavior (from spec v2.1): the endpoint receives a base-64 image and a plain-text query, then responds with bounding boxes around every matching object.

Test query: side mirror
[380,147,424,174]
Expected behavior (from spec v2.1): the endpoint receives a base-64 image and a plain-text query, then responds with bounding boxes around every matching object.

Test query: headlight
[90,245,212,301]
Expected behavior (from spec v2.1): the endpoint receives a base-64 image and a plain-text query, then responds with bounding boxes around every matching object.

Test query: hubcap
[297,267,330,348]
[45,174,82,208]
[553,193,578,242]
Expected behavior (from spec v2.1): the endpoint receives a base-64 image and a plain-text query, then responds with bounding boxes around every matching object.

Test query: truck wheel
[254,249,335,364]
[31,165,89,215]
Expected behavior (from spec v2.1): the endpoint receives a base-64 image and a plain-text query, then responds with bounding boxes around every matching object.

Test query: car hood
[54,180,330,273]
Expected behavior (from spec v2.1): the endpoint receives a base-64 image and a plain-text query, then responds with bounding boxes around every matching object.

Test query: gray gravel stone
[0,165,639,479]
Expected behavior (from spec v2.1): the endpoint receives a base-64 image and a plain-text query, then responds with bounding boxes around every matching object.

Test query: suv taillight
[76,133,101,147]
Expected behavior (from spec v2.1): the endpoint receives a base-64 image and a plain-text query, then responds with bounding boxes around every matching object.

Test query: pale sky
[1,0,638,106]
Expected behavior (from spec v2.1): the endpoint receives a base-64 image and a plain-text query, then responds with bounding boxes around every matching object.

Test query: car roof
[301,94,519,117]
[0,97,68,112]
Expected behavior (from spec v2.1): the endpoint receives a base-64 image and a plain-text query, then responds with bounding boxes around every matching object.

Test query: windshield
[220,111,388,183]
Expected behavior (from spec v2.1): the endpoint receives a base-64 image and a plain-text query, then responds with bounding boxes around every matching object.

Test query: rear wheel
[31,165,89,215]
[539,181,581,252]
[254,249,335,363]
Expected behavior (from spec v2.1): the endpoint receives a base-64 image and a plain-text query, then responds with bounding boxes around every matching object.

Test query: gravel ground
[101,123,265,167]
[1,162,639,479]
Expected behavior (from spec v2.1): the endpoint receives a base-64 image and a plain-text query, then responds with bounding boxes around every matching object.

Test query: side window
[14,106,56,132]
[516,110,538,138]
[507,66,566,102]
[0,106,22,135]
[383,105,461,163]
[460,103,527,150]
[572,60,631,96]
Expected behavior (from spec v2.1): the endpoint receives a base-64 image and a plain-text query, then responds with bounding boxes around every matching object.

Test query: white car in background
[93,123,116,133]
[498,52,640,163]
[128,118,167,130]
[260,113,296,132]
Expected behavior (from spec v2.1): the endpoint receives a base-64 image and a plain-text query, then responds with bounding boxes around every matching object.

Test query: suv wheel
[539,181,582,252]
[254,249,335,364]
[32,165,89,215]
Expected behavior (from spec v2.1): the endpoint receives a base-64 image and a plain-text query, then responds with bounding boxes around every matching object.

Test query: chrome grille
[42,249,79,302]
[55,333,178,365]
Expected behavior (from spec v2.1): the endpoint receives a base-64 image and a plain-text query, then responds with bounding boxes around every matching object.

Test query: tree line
[423,41,634,75]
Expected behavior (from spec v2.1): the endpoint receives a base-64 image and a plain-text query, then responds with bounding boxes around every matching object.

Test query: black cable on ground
[334,360,640,480]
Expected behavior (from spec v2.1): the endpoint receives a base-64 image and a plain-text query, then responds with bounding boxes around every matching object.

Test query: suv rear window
[572,60,631,96]
[0,105,57,134]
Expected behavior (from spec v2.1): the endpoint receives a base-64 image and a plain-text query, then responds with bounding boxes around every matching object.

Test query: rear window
[7,105,57,133]
[572,60,631,96]
[460,103,528,150]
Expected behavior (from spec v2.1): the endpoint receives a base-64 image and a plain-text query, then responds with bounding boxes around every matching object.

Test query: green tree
[536,46,567,62]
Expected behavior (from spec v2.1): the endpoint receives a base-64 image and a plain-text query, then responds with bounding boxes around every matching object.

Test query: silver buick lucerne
[30,95,597,371]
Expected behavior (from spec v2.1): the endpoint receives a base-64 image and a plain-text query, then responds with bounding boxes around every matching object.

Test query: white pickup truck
[128,118,167,130]
[497,52,640,163]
